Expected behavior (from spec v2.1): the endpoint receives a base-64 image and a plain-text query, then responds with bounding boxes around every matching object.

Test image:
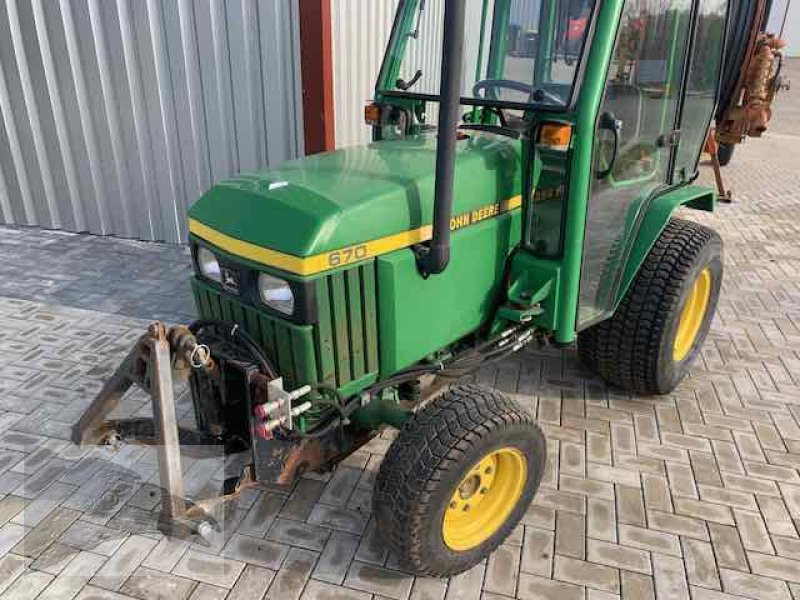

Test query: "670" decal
[328,244,368,267]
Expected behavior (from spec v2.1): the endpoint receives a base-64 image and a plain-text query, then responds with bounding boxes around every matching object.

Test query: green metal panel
[230,303,246,332]
[536,0,558,85]
[210,293,224,322]
[291,329,319,384]
[474,0,491,82]
[196,289,212,317]
[524,146,571,257]
[219,295,233,322]
[274,325,296,381]
[345,269,366,380]
[242,307,262,352]
[469,0,494,124]
[313,277,337,386]
[376,210,521,375]
[329,272,352,385]
[259,314,278,366]
[361,264,380,374]
[553,0,625,344]
[486,0,511,80]
[504,252,563,332]
[350,396,411,431]
[188,135,522,258]
[614,185,715,309]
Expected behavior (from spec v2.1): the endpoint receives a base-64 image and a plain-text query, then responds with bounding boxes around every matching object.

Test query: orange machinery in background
[713,0,790,169]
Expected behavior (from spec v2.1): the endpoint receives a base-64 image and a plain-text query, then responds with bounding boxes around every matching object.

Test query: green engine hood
[189,133,521,264]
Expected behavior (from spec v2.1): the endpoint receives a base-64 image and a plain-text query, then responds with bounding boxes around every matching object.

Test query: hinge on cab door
[657,129,682,148]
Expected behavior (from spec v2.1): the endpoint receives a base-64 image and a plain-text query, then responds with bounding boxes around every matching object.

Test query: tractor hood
[188,133,521,267]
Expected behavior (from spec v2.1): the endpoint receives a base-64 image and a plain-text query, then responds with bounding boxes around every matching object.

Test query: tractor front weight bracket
[71,321,261,538]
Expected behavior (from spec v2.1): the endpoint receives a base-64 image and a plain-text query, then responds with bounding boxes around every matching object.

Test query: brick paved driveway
[0,61,798,600]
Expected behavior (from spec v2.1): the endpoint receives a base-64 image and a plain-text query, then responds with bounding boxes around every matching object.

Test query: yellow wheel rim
[673,268,712,362]
[442,447,527,552]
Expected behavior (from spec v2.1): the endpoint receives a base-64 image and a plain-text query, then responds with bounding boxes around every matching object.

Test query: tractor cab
[75,0,730,579]
[370,0,726,338]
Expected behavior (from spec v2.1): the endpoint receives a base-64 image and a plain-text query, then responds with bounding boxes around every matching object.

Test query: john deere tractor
[75,0,729,577]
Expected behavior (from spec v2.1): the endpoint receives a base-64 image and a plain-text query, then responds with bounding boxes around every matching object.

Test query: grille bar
[192,261,379,392]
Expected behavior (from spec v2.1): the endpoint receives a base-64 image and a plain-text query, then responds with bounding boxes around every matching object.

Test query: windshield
[379,0,596,109]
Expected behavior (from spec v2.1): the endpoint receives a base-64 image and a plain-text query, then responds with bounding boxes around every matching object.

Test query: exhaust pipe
[419,0,466,277]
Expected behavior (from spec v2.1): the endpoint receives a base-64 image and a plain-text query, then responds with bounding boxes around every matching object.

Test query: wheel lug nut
[463,505,471,512]
[449,501,457,509]
[485,467,492,474]
[480,487,488,494]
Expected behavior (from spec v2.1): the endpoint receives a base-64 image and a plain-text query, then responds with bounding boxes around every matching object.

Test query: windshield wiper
[408,0,426,39]
[459,123,523,140]
[396,69,423,91]
[397,0,427,90]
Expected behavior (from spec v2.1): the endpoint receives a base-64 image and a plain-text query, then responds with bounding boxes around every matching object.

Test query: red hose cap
[253,423,273,441]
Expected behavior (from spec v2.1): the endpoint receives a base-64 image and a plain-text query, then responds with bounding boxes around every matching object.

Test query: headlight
[258,273,294,315]
[197,247,221,282]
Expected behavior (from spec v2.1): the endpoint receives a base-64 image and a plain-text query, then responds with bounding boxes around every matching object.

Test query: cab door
[673,0,730,181]
[577,0,693,327]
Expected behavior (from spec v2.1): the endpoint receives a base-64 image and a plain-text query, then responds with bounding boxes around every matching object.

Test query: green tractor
[75,0,729,577]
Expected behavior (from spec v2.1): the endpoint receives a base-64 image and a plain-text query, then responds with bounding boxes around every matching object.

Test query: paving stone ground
[0,61,797,600]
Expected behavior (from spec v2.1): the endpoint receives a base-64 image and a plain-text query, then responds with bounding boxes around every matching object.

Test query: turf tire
[372,384,546,577]
[578,218,723,395]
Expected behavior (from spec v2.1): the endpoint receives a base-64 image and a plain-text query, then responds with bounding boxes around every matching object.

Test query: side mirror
[396,69,423,91]
[595,111,622,180]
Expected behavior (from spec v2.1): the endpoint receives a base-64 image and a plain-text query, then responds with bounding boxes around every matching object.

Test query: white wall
[0,0,304,242]
[331,0,491,148]
[331,0,401,148]
[768,0,798,56]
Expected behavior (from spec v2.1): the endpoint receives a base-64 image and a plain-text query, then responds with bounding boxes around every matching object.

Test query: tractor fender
[615,185,716,308]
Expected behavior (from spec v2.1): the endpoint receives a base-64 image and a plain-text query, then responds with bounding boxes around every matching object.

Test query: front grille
[191,261,379,392]
[313,262,379,388]
[192,279,319,389]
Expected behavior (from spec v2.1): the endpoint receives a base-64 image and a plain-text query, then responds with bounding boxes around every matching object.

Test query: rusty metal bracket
[71,321,234,535]
[704,132,732,204]
[149,323,187,523]
[71,333,149,447]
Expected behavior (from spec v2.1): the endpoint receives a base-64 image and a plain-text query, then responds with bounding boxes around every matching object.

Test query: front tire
[578,218,723,395]
[373,384,546,577]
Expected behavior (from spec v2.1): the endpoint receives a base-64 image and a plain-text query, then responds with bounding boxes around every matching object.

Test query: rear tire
[717,143,735,166]
[578,218,723,395]
[373,384,546,577]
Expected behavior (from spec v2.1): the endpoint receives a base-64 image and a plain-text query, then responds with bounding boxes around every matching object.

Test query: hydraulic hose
[363,326,535,393]
[189,319,278,379]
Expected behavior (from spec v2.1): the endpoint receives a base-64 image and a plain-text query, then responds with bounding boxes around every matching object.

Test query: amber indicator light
[539,123,572,150]
[364,103,381,125]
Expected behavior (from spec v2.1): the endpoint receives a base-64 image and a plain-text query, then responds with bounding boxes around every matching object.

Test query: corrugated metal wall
[331,0,491,148]
[0,0,303,243]
[768,0,798,56]
[331,0,401,148]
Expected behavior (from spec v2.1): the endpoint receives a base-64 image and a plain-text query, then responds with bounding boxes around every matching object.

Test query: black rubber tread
[717,143,735,167]
[578,327,600,374]
[578,218,723,395]
[372,383,546,577]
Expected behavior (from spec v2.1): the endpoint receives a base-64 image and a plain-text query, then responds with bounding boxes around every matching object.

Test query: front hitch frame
[71,320,370,536]
[72,322,230,533]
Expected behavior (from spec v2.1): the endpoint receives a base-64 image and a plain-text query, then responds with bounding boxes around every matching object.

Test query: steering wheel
[472,79,563,105]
